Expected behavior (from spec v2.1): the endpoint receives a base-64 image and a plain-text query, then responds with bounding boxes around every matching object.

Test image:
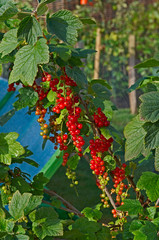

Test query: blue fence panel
[0,79,55,178]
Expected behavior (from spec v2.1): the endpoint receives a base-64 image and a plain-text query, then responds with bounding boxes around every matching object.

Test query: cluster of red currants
[35,69,85,166]
[112,164,127,188]
[111,164,128,207]
[56,134,70,166]
[93,107,110,128]
[60,68,77,87]
[57,134,68,151]
[66,108,85,154]
[34,72,52,101]
[7,83,16,92]
[89,135,113,176]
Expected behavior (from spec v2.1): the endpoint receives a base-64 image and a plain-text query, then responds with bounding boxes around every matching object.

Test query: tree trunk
[94,28,101,79]
[62,0,65,8]
[128,34,137,114]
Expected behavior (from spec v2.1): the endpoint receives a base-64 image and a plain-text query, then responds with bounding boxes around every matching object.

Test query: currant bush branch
[42,199,83,216]
[44,188,83,217]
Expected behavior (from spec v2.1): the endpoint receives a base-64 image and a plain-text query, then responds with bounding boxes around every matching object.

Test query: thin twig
[44,188,83,217]
[42,200,83,216]
[156,198,159,207]
[103,186,117,210]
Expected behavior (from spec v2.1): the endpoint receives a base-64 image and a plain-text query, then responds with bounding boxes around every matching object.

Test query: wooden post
[62,0,65,9]
[94,28,101,79]
[128,34,137,114]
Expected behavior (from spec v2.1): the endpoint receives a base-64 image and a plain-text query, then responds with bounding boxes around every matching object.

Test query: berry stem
[103,185,117,211]
[83,154,117,211]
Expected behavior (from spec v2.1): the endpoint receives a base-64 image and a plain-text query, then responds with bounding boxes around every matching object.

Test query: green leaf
[0,109,16,126]
[137,172,159,202]
[0,53,14,63]
[155,147,159,171]
[80,18,96,25]
[29,207,63,239]
[96,227,111,240]
[67,155,80,170]
[37,2,48,16]
[65,66,88,88]
[63,229,85,240]
[129,220,143,233]
[0,29,19,57]
[152,217,159,227]
[92,83,111,100]
[17,16,43,45]
[90,79,112,90]
[0,209,6,232]
[128,76,153,92]
[0,132,25,165]
[147,207,156,219]
[17,12,31,20]
[13,87,38,110]
[32,172,49,190]
[9,38,49,86]
[133,230,147,240]
[56,109,68,124]
[12,157,39,168]
[0,164,9,179]
[83,146,90,155]
[12,176,31,193]
[47,9,83,45]
[0,0,18,21]
[16,235,29,240]
[139,92,159,123]
[135,58,159,68]
[143,121,159,149]
[107,125,123,145]
[23,158,39,167]
[118,199,143,215]
[9,191,32,220]
[100,127,111,139]
[72,48,96,58]
[6,220,14,233]
[6,132,25,158]
[81,207,102,222]
[49,44,72,61]
[72,217,101,233]
[24,195,43,215]
[14,225,25,234]
[66,67,87,88]
[47,90,56,102]
[137,222,157,240]
[124,115,147,161]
